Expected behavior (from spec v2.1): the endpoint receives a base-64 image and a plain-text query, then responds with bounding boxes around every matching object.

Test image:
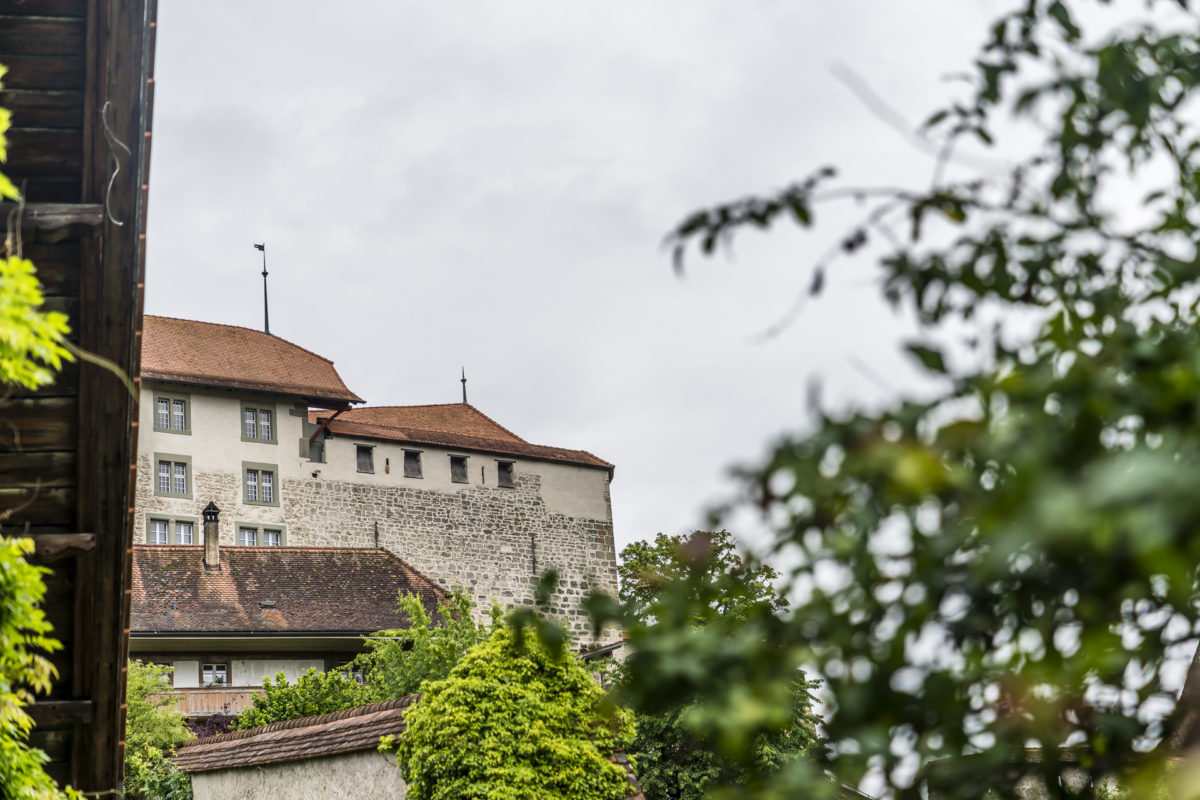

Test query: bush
[357,588,496,701]
[123,660,193,800]
[390,625,636,800]
[234,668,371,731]
[0,537,75,799]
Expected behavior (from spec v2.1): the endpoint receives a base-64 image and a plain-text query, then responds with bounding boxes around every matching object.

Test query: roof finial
[254,242,270,335]
[461,366,467,404]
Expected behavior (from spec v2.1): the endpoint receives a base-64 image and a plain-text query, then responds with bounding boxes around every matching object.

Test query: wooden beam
[28,700,94,727]
[0,202,102,231]
[28,533,95,562]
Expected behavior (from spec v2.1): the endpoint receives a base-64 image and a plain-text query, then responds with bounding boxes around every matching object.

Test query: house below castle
[130,532,446,717]
[132,315,620,691]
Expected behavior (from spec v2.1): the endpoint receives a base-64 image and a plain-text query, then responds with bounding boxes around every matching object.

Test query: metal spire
[461,367,467,404]
[253,243,270,335]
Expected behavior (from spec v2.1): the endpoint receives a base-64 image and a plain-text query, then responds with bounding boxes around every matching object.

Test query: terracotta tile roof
[140,315,363,404]
[173,696,418,773]
[334,404,526,442]
[311,404,614,473]
[131,546,445,634]
[174,696,645,799]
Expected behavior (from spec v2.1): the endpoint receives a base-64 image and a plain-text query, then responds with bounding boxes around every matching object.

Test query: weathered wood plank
[29,532,95,561]
[0,450,75,485]
[0,0,87,16]
[19,178,81,204]
[0,396,77,452]
[0,89,82,128]
[0,54,83,90]
[0,360,80,399]
[3,128,83,176]
[0,202,101,234]
[71,0,155,790]
[18,241,82,296]
[0,486,74,526]
[28,700,93,727]
[0,15,85,55]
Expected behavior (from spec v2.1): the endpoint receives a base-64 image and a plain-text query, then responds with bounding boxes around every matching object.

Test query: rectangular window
[237,525,286,547]
[202,663,228,686]
[242,403,277,443]
[243,462,280,506]
[404,450,422,479]
[153,454,191,498]
[450,455,468,484]
[147,515,198,545]
[153,392,190,434]
[357,444,374,474]
[497,460,515,488]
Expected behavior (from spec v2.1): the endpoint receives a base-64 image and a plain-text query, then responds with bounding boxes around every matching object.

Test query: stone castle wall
[135,457,619,641]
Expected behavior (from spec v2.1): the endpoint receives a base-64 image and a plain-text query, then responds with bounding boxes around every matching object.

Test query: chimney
[202,501,221,571]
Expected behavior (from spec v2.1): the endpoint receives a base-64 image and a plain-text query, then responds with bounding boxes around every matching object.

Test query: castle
[130,315,619,703]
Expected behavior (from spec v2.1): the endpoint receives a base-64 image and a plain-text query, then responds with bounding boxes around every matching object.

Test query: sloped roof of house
[312,404,614,473]
[131,546,445,634]
[173,696,418,773]
[173,696,645,799]
[141,315,364,404]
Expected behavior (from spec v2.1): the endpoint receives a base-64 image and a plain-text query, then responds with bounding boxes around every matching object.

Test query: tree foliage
[0,63,72,392]
[0,537,74,800]
[123,661,192,800]
[356,589,497,702]
[232,590,495,731]
[234,668,371,731]
[389,625,636,800]
[586,1,1200,797]
[615,532,823,800]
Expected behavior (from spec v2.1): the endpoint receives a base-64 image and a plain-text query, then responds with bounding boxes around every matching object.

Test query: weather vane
[253,242,270,335]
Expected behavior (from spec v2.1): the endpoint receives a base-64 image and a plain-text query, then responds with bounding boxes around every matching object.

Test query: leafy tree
[356,589,497,702]
[123,661,193,800]
[234,668,371,731]
[615,532,823,800]
[232,590,495,731]
[583,1,1200,797]
[0,63,72,391]
[389,625,636,800]
[0,538,75,800]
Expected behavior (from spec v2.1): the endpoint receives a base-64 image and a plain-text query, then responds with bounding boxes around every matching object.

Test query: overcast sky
[145,1,1012,553]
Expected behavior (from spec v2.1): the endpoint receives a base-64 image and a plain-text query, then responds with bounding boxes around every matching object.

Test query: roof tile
[131,546,445,634]
[141,315,363,404]
[312,404,613,472]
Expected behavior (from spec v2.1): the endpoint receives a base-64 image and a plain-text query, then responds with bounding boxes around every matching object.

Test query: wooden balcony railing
[152,687,262,716]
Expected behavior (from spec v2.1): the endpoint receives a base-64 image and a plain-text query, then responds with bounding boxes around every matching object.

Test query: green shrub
[0,537,75,799]
[357,588,496,701]
[234,668,371,731]
[123,660,192,800]
[390,625,636,800]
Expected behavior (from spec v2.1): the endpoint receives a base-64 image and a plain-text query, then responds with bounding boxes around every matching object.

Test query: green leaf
[904,342,947,373]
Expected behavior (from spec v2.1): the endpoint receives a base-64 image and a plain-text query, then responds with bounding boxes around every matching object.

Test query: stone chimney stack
[202,501,221,571]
